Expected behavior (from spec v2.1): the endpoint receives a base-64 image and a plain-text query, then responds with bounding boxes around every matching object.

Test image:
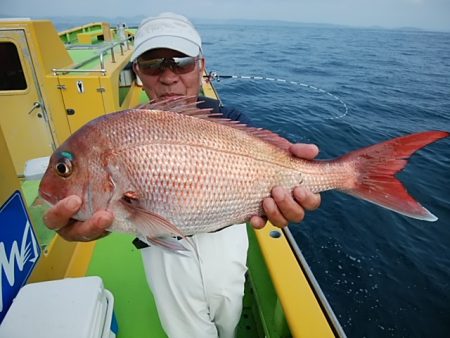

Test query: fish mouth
[38,188,58,206]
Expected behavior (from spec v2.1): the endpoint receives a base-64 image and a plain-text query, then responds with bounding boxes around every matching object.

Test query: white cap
[131,12,202,61]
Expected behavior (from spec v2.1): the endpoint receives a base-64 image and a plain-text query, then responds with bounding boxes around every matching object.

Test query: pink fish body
[39,98,449,246]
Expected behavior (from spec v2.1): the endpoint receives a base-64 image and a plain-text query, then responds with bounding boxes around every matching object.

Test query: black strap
[132,237,150,249]
[132,236,189,249]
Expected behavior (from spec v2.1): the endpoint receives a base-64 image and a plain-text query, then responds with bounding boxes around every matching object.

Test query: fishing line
[205,71,348,120]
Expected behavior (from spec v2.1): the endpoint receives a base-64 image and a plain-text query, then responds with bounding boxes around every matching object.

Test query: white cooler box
[0,276,117,338]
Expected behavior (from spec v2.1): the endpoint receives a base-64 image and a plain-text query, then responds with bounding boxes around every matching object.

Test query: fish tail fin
[339,131,449,221]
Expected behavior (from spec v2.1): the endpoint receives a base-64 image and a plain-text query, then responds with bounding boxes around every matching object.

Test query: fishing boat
[0,18,346,337]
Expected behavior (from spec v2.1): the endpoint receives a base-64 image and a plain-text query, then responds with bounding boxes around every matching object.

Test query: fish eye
[55,158,73,177]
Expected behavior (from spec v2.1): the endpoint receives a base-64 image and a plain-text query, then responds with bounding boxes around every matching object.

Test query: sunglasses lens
[137,58,164,75]
[137,56,198,75]
[173,57,197,74]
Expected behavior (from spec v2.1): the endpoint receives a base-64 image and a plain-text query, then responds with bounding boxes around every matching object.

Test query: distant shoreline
[1,14,449,33]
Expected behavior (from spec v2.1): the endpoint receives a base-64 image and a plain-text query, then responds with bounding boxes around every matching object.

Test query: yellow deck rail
[254,223,336,337]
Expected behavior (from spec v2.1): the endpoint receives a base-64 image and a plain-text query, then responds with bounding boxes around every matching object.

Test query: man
[44,12,321,338]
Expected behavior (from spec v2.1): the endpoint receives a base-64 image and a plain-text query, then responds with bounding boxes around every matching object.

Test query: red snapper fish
[39,97,449,249]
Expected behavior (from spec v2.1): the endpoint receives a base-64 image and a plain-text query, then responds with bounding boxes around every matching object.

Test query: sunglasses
[136,56,199,76]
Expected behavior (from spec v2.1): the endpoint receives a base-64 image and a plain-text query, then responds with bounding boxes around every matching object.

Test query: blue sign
[0,191,41,323]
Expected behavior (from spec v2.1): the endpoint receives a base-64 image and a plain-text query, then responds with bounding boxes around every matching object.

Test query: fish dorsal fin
[137,96,293,152]
[137,95,212,117]
[216,122,293,151]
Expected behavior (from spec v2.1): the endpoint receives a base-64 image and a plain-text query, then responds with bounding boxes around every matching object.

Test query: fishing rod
[204,71,348,120]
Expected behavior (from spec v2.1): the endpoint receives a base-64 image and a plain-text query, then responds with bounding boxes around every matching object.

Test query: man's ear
[199,57,205,71]
[132,62,143,87]
[132,62,139,74]
[199,57,206,82]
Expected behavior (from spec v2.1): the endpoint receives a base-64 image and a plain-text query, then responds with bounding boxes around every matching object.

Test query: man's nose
[158,67,179,84]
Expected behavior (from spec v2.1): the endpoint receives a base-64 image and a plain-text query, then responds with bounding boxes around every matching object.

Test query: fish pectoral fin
[120,198,185,239]
[122,191,141,205]
[146,236,189,253]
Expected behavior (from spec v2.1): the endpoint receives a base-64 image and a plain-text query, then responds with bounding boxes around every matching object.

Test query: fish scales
[98,110,305,235]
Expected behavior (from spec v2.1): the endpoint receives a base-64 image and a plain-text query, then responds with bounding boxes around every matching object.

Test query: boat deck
[86,233,261,338]
[87,233,164,337]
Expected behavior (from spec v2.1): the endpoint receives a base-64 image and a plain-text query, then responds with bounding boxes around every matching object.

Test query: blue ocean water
[200,23,450,338]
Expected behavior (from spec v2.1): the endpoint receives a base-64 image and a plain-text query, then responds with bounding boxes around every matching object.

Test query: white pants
[140,223,249,338]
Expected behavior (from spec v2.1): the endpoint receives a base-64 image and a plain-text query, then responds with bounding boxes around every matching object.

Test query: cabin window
[0,42,27,91]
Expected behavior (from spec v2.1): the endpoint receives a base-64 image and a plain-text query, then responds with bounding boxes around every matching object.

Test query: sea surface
[198,23,450,338]
[54,19,450,337]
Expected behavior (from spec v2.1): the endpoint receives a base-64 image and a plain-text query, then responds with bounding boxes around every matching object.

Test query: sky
[1,0,450,32]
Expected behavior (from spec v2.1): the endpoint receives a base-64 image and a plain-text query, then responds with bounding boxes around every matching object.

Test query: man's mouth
[159,93,182,99]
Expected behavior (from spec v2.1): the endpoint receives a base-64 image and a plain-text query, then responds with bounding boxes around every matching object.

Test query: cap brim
[131,36,200,61]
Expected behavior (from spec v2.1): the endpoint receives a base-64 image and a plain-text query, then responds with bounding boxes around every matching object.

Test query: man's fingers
[249,215,267,229]
[56,210,113,242]
[271,186,305,223]
[43,196,82,230]
[43,195,114,242]
[289,143,319,160]
[293,186,321,211]
[259,186,321,229]
[263,197,289,228]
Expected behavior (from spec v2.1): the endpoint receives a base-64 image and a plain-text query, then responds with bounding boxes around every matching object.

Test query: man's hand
[250,143,321,229]
[43,195,113,242]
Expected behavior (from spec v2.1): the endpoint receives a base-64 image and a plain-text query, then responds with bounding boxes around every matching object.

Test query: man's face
[133,48,205,101]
